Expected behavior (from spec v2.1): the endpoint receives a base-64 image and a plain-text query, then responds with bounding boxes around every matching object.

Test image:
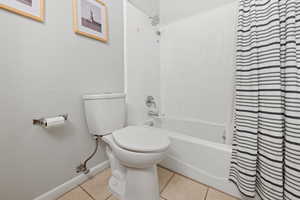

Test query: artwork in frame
[73,0,108,43]
[0,0,44,22]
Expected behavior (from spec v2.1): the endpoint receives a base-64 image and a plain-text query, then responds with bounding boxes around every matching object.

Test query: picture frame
[73,0,108,43]
[0,0,44,22]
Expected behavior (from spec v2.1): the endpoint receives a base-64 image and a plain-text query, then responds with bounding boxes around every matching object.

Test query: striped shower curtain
[229,0,300,199]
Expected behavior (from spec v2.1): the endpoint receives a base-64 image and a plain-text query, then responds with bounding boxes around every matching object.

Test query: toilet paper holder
[33,114,68,127]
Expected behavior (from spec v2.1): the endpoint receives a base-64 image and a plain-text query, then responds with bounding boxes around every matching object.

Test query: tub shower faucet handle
[145,96,156,108]
[146,96,160,117]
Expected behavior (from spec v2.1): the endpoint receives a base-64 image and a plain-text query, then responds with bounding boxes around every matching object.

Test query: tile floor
[57,166,239,200]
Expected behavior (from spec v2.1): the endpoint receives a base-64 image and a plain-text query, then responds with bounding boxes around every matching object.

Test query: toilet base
[109,165,160,200]
[106,146,160,200]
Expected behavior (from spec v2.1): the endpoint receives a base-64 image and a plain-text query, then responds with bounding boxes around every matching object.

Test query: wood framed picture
[73,0,108,43]
[1,0,44,22]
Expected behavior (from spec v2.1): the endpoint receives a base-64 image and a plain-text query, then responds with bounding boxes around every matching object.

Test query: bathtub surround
[125,1,160,125]
[160,1,238,141]
[230,0,300,199]
[125,0,239,139]
[0,0,124,199]
[128,0,159,18]
[160,0,238,26]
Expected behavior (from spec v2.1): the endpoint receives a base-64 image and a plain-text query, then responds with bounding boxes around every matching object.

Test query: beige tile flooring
[57,166,238,200]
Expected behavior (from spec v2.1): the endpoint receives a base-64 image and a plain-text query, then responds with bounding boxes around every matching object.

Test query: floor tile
[158,167,174,192]
[57,187,93,200]
[81,168,112,200]
[58,168,237,200]
[161,174,208,200]
[107,195,165,200]
[107,195,118,200]
[206,188,238,200]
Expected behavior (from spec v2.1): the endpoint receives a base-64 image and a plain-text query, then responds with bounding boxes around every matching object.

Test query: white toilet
[83,93,170,200]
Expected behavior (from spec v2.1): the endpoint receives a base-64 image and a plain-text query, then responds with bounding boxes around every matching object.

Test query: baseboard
[33,161,110,200]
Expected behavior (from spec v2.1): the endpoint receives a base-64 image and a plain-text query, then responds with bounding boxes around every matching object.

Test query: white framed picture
[1,0,44,22]
[73,0,108,43]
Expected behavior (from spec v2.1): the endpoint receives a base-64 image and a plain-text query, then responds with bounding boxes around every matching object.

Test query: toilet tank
[83,93,126,136]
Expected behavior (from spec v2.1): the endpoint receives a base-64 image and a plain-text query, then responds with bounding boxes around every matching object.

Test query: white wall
[160,2,238,128]
[0,0,124,199]
[125,2,160,125]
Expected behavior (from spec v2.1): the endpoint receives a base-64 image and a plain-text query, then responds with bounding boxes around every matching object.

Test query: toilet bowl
[103,126,170,200]
[82,93,170,200]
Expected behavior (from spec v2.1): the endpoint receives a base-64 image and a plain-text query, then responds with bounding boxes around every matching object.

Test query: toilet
[83,93,170,200]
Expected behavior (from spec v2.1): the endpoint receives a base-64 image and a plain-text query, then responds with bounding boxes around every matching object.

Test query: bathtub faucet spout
[148,110,159,117]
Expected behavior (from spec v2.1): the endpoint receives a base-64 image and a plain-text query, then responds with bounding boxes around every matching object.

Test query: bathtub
[153,117,241,198]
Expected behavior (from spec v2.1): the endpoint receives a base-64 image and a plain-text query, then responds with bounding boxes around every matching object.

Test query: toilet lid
[112,126,170,153]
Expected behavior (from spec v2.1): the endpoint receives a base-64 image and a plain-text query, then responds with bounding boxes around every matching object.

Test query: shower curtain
[229,0,300,200]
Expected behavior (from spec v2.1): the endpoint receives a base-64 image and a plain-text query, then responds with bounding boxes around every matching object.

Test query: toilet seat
[103,133,168,169]
[112,126,170,153]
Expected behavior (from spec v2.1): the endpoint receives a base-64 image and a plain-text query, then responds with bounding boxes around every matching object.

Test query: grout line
[208,186,239,199]
[158,165,173,172]
[160,172,175,196]
[55,187,79,200]
[172,172,236,199]
[160,169,238,200]
[173,171,208,187]
[104,194,113,200]
[204,187,209,200]
[79,185,96,200]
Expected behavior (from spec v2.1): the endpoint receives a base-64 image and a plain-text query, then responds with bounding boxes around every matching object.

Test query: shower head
[149,15,160,26]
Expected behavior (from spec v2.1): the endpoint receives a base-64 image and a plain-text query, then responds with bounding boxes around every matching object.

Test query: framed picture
[73,0,108,43]
[1,0,44,22]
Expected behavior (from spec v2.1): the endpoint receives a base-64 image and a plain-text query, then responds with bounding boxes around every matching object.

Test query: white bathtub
[154,117,241,198]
